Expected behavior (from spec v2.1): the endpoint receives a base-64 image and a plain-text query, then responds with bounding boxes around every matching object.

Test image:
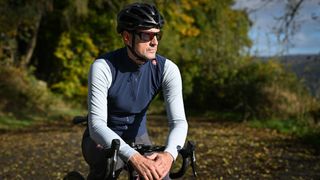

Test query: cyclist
[81,3,188,180]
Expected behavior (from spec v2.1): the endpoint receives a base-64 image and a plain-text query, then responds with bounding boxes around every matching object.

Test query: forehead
[137,28,160,33]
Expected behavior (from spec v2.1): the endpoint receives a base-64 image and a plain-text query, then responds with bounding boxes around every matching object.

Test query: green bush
[52,32,99,101]
[187,57,317,121]
[0,65,70,123]
[233,59,312,119]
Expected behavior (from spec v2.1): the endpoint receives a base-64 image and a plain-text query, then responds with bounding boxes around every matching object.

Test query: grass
[0,103,86,131]
[250,119,302,133]
[249,118,320,146]
[0,115,34,130]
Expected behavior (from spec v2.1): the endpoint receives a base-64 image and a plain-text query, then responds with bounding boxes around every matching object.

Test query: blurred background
[1,0,319,130]
[0,0,320,178]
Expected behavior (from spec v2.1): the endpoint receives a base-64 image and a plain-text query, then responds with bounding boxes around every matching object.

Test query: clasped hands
[129,151,173,180]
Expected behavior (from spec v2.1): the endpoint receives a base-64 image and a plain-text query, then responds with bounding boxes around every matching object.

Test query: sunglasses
[135,31,163,42]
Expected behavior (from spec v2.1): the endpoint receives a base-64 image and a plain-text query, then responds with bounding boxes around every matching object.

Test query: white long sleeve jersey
[88,47,188,162]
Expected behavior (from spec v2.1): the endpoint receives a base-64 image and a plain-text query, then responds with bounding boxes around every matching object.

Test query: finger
[146,153,158,160]
[147,159,161,180]
[151,160,166,179]
[150,167,161,180]
[155,165,166,179]
[160,173,168,180]
[144,172,151,180]
[158,160,172,178]
[139,167,151,180]
[145,168,156,180]
[154,159,163,167]
[160,165,171,179]
[139,162,157,180]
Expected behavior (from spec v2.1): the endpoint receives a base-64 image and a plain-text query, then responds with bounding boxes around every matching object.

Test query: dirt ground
[0,116,320,179]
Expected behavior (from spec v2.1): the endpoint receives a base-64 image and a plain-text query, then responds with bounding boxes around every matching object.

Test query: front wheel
[63,171,85,180]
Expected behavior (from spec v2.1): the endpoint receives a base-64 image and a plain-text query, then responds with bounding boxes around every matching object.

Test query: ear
[122,31,132,46]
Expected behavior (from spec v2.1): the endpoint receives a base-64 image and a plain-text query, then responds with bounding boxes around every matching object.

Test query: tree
[158,0,252,110]
[0,0,53,67]
[32,0,126,100]
[235,0,320,55]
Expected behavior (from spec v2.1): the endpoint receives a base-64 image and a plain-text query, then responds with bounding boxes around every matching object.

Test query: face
[123,28,161,61]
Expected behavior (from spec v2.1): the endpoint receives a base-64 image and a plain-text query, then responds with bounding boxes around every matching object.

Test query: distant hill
[259,54,320,99]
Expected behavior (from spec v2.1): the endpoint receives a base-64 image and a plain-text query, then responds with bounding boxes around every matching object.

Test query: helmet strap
[127,32,149,63]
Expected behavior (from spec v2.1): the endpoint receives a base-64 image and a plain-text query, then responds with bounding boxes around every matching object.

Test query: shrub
[187,57,318,122]
[52,32,98,102]
[0,65,68,120]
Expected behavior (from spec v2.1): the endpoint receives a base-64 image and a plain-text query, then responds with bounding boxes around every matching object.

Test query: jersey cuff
[164,145,181,160]
[120,145,138,162]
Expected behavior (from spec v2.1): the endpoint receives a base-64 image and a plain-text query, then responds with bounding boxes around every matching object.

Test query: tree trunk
[19,15,42,67]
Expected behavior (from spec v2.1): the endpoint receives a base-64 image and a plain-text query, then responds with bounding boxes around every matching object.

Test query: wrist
[164,152,174,163]
[128,152,141,164]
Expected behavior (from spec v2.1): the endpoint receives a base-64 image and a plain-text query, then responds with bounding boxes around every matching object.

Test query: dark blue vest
[98,48,166,139]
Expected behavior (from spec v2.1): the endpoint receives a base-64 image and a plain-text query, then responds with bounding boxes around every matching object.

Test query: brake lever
[72,115,88,125]
[111,139,120,178]
[104,139,120,180]
[189,142,198,177]
[185,141,197,178]
[169,141,197,179]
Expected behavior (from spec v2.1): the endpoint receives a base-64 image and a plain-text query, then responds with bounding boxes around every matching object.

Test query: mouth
[147,49,157,53]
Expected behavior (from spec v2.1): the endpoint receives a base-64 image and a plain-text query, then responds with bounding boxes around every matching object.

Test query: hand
[129,153,162,180]
[146,152,174,179]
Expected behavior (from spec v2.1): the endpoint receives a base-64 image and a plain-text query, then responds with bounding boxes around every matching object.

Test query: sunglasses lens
[141,33,152,41]
[139,32,162,41]
[156,32,162,40]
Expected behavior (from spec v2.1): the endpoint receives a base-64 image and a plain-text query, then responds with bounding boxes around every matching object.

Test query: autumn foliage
[0,0,319,124]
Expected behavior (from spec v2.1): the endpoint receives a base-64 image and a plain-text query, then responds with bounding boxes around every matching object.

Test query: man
[82,3,188,180]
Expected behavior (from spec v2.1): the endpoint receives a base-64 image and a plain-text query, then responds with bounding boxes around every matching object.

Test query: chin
[143,56,154,60]
[147,53,156,60]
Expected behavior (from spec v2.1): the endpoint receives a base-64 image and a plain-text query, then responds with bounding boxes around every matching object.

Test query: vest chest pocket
[107,116,134,131]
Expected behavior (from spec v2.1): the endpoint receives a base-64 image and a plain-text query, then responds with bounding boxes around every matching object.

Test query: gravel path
[1,117,319,179]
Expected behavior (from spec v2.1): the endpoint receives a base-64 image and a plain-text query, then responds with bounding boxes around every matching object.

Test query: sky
[233,0,320,56]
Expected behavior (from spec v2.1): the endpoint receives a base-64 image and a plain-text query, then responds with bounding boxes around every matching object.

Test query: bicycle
[64,116,198,180]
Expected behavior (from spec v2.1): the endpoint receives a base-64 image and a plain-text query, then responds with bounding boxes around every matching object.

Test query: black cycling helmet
[117,3,164,33]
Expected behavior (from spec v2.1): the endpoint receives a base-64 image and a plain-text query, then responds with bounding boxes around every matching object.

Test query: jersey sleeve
[87,59,137,162]
[162,59,188,160]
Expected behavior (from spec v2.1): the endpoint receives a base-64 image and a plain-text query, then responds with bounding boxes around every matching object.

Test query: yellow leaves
[181,0,192,10]
[179,13,194,24]
[53,31,98,99]
[165,1,201,37]
[176,24,200,37]
[222,157,230,165]
[77,33,99,56]
[55,32,99,62]
[1,117,320,178]
[254,152,264,159]
[186,27,200,37]
[54,33,73,60]
[180,0,209,10]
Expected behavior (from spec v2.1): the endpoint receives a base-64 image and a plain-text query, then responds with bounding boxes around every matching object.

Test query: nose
[149,36,158,46]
